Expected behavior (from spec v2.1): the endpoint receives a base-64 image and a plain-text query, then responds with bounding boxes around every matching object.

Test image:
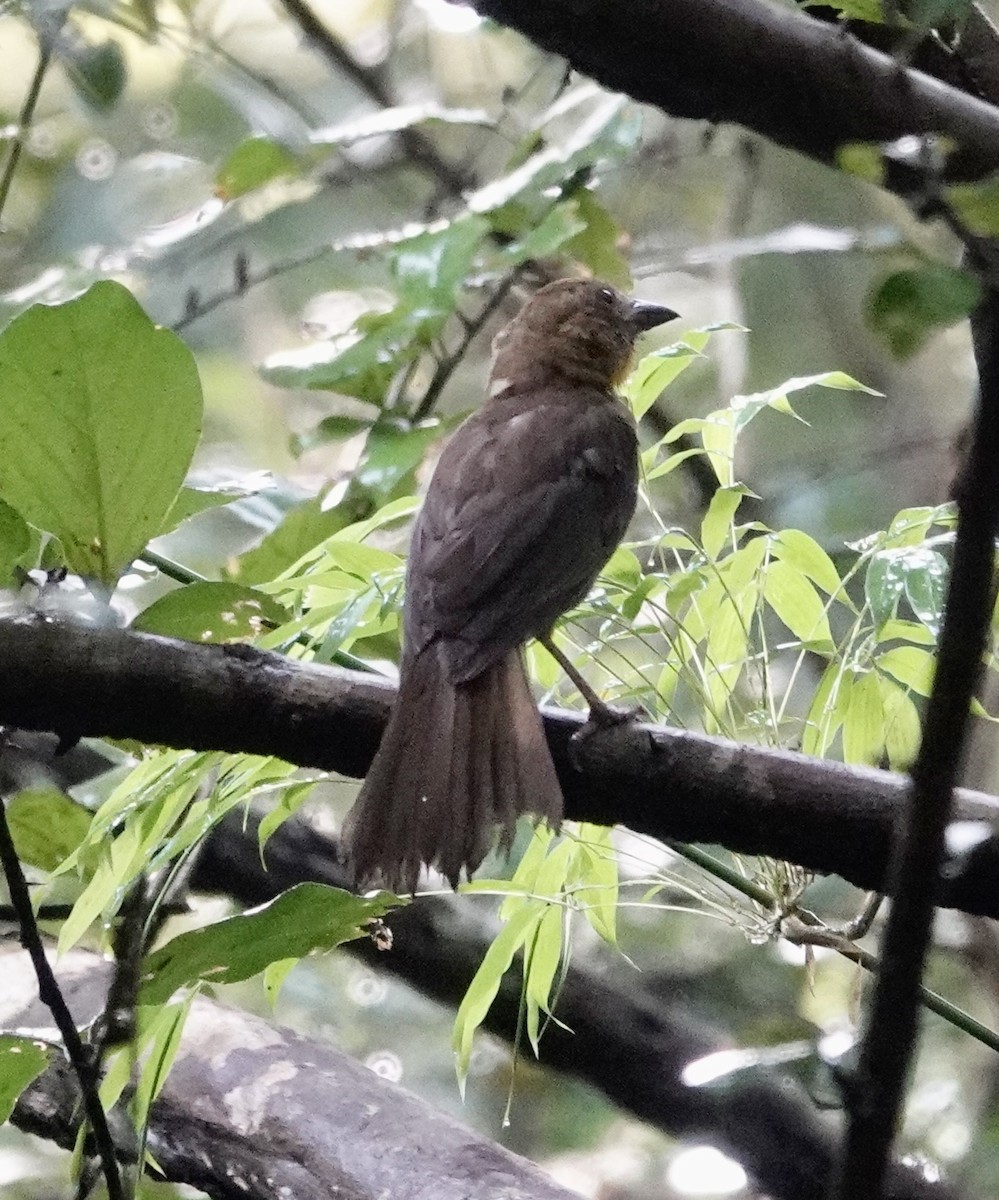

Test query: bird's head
[490,278,679,396]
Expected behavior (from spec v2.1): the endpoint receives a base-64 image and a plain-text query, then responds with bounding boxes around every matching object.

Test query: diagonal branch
[467,0,999,185]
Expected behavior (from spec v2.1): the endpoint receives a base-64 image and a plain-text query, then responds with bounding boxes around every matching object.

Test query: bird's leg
[538,633,637,729]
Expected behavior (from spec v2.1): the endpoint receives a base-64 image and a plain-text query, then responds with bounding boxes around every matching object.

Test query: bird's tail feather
[342,647,562,894]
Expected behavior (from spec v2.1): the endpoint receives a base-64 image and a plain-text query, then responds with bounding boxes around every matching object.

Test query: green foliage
[0,1036,53,1122]
[215,137,298,200]
[866,265,981,358]
[0,282,202,587]
[131,581,288,642]
[139,884,399,1004]
[6,788,94,871]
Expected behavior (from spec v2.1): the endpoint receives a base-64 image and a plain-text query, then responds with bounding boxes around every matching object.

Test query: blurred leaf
[0,499,31,585]
[564,189,631,288]
[159,482,258,535]
[0,281,202,585]
[393,215,490,306]
[499,199,587,265]
[291,415,374,455]
[311,103,493,145]
[132,582,288,642]
[947,171,999,237]
[139,883,399,1004]
[837,142,886,185]
[215,136,298,201]
[842,670,884,764]
[0,1036,52,1122]
[866,264,981,358]
[6,788,93,871]
[63,38,127,111]
[354,417,449,502]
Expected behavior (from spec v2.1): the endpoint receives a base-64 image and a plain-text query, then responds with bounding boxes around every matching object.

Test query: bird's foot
[569,699,645,766]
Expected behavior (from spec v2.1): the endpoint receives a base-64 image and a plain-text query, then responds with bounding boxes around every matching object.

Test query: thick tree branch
[3,616,999,915]
[186,812,964,1200]
[467,0,999,185]
[2,947,578,1200]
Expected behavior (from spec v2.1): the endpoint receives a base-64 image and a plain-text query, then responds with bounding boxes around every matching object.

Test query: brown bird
[342,278,678,893]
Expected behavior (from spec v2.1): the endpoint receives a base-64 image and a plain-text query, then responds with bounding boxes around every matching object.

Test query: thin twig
[411,271,523,421]
[0,772,125,1199]
[0,38,52,227]
[275,0,469,199]
[832,276,999,1195]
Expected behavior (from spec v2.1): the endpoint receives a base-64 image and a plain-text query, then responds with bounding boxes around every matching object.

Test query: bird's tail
[342,646,562,894]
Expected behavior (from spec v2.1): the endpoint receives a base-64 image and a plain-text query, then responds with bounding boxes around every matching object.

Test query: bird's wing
[406,387,638,681]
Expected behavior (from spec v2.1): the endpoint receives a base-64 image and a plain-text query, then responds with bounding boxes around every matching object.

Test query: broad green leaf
[292,415,374,455]
[878,676,923,770]
[228,490,377,584]
[866,265,981,358]
[0,281,202,585]
[865,550,908,629]
[564,189,631,288]
[5,788,93,872]
[842,670,884,765]
[700,486,750,559]
[0,499,31,584]
[215,136,297,200]
[354,418,448,501]
[903,548,948,636]
[132,582,288,643]
[771,529,842,596]
[600,546,642,589]
[453,902,544,1091]
[139,884,398,1004]
[763,560,834,651]
[0,1036,52,1122]
[393,215,490,306]
[876,645,936,696]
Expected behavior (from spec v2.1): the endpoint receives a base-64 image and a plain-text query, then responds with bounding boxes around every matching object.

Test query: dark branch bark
[2,946,580,1200]
[834,281,999,1195]
[3,615,999,915]
[467,0,999,184]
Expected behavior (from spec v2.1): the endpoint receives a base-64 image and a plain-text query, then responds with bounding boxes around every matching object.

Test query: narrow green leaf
[771,529,843,596]
[623,345,703,419]
[802,660,846,757]
[842,670,884,765]
[700,486,749,560]
[878,676,923,770]
[0,281,203,585]
[132,582,288,643]
[876,645,936,696]
[0,1035,52,1122]
[525,905,565,1054]
[763,560,834,651]
[865,550,907,629]
[576,824,619,946]
[139,884,398,1005]
[453,903,544,1091]
[5,788,93,872]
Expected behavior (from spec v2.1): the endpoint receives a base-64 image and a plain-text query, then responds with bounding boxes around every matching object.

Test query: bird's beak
[628,299,680,333]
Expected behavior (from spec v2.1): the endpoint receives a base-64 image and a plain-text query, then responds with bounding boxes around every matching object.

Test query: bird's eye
[598,286,615,304]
